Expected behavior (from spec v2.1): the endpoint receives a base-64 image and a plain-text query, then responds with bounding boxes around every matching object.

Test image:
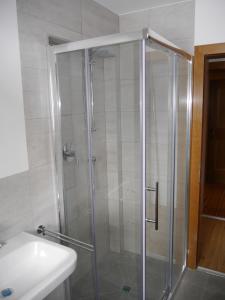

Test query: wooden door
[206,66,225,184]
[188,43,225,269]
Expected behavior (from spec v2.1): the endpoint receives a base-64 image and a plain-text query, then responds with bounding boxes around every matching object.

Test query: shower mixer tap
[91,156,96,164]
[63,143,78,164]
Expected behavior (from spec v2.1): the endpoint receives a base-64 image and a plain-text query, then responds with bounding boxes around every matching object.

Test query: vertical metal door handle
[146,181,159,231]
[155,182,159,230]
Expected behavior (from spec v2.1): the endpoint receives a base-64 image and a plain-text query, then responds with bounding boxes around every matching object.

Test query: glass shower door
[172,56,191,287]
[88,41,143,300]
[56,40,143,300]
[52,32,191,300]
[144,40,173,300]
[56,50,97,299]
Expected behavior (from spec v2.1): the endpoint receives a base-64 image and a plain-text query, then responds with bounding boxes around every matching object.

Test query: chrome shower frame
[48,28,193,300]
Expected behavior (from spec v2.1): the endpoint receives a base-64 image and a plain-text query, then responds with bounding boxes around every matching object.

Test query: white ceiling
[94,0,189,15]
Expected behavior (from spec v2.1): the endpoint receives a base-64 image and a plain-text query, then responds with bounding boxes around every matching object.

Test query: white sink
[0,232,77,300]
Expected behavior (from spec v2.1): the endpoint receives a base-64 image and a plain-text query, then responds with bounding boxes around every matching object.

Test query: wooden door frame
[188,42,225,268]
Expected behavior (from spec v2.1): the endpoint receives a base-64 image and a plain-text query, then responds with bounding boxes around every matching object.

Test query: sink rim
[0,232,77,300]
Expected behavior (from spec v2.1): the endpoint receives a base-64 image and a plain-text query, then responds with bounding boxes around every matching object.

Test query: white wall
[0,0,28,179]
[195,0,225,45]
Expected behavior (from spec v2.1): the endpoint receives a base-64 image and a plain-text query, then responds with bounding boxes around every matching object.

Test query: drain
[122,285,131,293]
[1,288,13,297]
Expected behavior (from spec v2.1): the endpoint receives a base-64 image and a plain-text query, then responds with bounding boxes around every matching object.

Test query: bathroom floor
[71,251,225,300]
[72,251,166,300]
[173,268,225,300]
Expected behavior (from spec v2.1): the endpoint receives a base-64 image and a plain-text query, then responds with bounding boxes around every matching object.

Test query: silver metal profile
[48,47,73,300]
[51,28,191,59]
[140,38,146,300]
[52,31,143,54]
[89,62,96,132]
[168,54,178,290]
[167,268,187,300]
[47,48,67,237]
[184,59,193,270]
[84,49,100,300]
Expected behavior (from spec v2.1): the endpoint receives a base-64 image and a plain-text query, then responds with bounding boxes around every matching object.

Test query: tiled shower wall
[120,0,195,54]
[103,42,141,255]
[0,1,119,299]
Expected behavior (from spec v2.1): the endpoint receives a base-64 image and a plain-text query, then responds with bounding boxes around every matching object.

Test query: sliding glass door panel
[87,41,142,299]
[172,56,190,287]
[145,40,173,300]
[56,50,97,299]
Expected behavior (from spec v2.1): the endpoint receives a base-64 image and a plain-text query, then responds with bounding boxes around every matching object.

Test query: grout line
[119,0,193,16]
[17,9,82,37]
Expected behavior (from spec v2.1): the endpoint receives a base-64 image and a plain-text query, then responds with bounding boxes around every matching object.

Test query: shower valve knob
[63,144,77,163]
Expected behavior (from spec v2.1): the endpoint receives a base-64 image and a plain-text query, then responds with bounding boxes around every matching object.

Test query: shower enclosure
[48,29,192,300]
